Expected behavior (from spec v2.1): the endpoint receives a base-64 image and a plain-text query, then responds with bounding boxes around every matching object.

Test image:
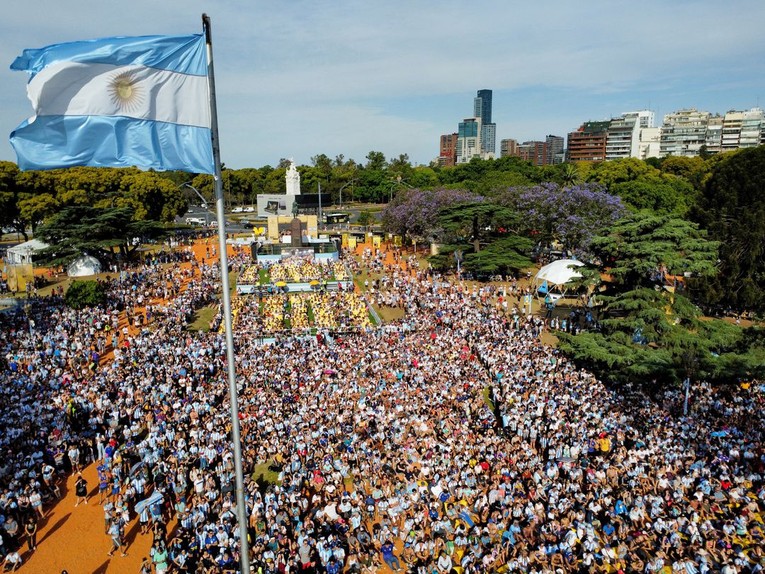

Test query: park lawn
[375,306,404,323]
[252,461,280,485]
[187,305,219,332]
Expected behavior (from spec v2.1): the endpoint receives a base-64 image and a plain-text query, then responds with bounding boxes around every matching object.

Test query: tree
[118,172,187,222]
[437,202,520,251]
[610,177,695,215]
[0,162,24,239]
[427,202,532,276]
[364,151,387,171]
[556,212,731,387]
[692,146,765,311]
[560,163,581,186]
[381,188,481,242]
[65,280,107,309]
[18,193,59,232]
[356,210,373,229]
[586,157,658,188]
[497,183,625,252]
[588,211,719,289]
[658,156,709,191]
[558,290,765,386]
[36,206,163,266]
[461,235,534,276]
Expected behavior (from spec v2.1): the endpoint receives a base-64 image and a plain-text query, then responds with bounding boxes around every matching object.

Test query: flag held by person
[10,34,214,173]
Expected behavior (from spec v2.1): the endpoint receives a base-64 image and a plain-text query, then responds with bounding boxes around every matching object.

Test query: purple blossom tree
[381,187,482,241]
[497,183,625,251]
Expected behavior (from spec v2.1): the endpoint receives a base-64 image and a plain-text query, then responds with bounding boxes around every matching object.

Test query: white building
[637,127,662,160]
[722,108,765,151]
[660,109,711,157]
[606,110,656,160]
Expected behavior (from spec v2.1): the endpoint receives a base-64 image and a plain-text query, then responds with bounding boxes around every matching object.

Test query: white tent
[4,239,48,265]
[533,259,584,300]
[67,255,102,277]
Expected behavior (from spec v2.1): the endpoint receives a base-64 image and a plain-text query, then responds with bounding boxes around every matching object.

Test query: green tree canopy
[554,212,759,388]
[36,205,163,266]
[65,280,107,309]
[588,212,719,289]
[692,146,765,311]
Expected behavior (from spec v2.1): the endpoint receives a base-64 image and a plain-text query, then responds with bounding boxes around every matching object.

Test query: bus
[324,213,350,225]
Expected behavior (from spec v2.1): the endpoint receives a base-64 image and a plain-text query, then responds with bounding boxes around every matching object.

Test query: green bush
[65,280,106,309]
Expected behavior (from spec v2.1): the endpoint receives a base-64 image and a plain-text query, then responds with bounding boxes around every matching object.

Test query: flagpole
[203,14,251,574]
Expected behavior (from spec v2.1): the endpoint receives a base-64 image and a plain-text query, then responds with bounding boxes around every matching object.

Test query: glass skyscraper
[474,89,496,156]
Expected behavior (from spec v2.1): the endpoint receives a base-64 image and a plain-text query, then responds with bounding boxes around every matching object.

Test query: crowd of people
[0,242,762,574]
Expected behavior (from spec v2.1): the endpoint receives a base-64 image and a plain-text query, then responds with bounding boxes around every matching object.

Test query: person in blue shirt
[326,556,341,574]
[380,539,401,572]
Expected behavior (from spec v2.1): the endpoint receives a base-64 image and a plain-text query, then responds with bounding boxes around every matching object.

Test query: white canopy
[5,239,48,265]
[533,259,584,298]
[67,255,102,277]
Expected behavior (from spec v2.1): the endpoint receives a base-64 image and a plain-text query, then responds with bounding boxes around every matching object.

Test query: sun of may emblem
[108,70,143,112]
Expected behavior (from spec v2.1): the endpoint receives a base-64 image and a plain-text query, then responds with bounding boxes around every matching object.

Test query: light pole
[388,175,413,203]
[338,179,357,208]
[180,182,210,226]
[318,182,323,227]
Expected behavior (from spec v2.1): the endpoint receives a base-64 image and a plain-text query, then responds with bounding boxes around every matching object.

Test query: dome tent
[67,255,102,277]
[533,259,584,300]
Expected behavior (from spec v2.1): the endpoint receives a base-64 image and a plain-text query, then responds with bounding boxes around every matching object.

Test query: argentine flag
[10,34,214,174]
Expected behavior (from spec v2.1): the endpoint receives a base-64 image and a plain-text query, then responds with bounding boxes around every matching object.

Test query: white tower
[285,160,301,196]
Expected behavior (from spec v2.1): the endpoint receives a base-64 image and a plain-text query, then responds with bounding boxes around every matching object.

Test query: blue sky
[2,0,764,169]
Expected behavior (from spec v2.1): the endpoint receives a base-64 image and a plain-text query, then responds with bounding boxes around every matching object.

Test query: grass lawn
[187,305,219,332]
[251,461,280,485]
[376,306,405,323]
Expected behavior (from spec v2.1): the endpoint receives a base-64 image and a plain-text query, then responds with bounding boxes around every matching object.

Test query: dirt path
[15,462,158,573]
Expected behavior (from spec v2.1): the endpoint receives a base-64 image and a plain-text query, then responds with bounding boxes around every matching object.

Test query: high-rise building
[474,90,492,124]
[438,133,458,167]
[456,118,482,164]
[606,111,655,161]
[500,138,519,158]
[565,107,762,161]
[721,108,765,151]
[660,109,710,157]
[518,141,547,166]
[481,123,497,157]
[705,116,724,154]
[545,135,565,165]
[567,121,609,162]
[474,89,496,157]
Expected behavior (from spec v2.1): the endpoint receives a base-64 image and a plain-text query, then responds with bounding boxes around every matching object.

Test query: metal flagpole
[202,14,251,574]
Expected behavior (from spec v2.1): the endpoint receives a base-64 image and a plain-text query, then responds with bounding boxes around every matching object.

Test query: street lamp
[180,182,210,226]
[338,179,357,207]
[388,175,413,203]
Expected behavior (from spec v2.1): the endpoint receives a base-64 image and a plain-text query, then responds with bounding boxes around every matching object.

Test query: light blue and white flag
[10,34,214,173]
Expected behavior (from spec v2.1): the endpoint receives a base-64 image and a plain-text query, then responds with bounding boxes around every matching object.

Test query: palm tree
[561,163,580,186]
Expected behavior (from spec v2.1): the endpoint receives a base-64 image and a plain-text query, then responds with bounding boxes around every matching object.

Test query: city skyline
[1,0,764,169]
